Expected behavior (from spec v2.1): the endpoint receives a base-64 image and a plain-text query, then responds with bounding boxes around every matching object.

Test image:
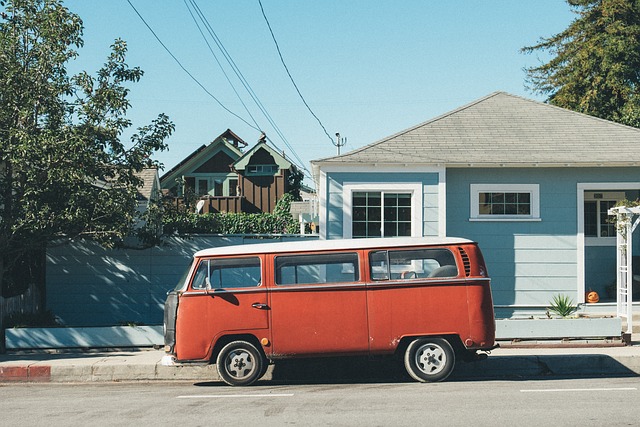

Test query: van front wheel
[216,340,266,386]
[404,337,455,382]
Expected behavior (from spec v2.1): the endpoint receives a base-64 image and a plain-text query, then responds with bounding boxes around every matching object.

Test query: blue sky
[62,0,576,184]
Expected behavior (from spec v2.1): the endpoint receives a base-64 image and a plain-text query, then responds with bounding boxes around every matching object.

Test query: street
[1,377,639,426]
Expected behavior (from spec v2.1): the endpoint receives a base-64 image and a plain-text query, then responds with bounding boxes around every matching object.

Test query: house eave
[449,161,640,168]
[312,161,640,169]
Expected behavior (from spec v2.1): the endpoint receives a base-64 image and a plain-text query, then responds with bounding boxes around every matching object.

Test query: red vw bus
[163,237,496,385]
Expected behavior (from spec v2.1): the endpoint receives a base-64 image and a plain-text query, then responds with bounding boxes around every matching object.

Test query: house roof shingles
[135,168,158,201]
[160,129,246,183]
[312,92,640,167]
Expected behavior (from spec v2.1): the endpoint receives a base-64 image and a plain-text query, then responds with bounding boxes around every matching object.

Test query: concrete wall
[46,235,318,327]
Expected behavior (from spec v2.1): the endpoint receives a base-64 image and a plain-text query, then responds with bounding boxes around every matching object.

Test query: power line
[182,0,261,131]
[125,0,260,132]
[187,1,278,140]
[258,0,336,146]
[127,0,311,177]
[186,0,310,174]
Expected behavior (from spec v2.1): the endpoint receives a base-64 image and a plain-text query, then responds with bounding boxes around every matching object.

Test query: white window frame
[470,184,540,222]
[247,165,279,176]
[343,183,423,238]
[577,182,640,303]
[192,173,237,197]
[583,191,625,246]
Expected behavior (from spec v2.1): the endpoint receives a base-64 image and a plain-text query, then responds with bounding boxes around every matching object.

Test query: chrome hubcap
[415,343,446,375]
[226,349,255,379]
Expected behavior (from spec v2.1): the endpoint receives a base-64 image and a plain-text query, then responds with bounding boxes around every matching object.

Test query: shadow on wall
[46,235,318,327]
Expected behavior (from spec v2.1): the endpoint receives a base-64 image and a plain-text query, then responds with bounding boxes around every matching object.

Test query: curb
[1,351,639,383]
[0,365,51,382]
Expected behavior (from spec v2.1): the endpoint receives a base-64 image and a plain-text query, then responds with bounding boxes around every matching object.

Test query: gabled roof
[312,92,640,168]
[135,168,159,202]
[233,140,293,171]
[160,129,246,185]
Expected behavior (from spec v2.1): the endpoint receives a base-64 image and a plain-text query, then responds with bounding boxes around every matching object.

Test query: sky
[59,0,577,185]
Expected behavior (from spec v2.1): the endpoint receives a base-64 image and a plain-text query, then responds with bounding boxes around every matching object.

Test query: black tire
[216,340,266,386]
[404,337,455,382]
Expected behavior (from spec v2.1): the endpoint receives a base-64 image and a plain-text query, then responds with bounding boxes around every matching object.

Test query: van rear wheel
[404,337,455,382]
[216,340,266,386]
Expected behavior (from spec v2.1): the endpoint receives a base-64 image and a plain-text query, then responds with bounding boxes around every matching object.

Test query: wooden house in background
[160,129,298,214]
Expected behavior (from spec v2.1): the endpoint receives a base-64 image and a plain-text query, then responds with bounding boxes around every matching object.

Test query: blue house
[311,92,640,318]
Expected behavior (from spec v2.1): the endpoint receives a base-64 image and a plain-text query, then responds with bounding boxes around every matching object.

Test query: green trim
[233,141,292,171]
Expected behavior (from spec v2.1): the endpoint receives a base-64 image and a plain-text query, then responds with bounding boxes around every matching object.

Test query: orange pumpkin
[586,290,600,303]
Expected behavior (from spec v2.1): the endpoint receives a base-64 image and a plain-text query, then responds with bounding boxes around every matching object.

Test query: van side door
[175,256,268,361]
[268,251,369,356]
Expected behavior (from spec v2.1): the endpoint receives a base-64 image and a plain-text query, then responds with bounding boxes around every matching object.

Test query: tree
[287,166,304,201]
[0,0,174,297]
[522,0,640,127]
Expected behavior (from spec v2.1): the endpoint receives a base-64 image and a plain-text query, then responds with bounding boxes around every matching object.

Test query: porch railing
[172,196,248,214]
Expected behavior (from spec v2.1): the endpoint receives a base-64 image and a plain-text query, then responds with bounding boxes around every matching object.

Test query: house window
[247,165,278,175]
[352,192,412,238]
[470,184,540,221]
[342,182,423,239]
[584,192,624,238]
[214,179,224,196]
[197,179,209,196]
[191,175,237,197]
[479,192,530,215]
[229,179,238,196]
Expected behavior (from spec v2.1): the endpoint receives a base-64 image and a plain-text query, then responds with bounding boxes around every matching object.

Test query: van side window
[275,253,359,285]
[369,251,390,280]
[191,257,261,290]
[370,249,458,280]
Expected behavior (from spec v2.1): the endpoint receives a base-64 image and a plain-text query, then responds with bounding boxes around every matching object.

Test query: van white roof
[194,236,474,258]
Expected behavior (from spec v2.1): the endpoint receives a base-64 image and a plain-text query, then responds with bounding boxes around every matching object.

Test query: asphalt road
[1,377,639,426]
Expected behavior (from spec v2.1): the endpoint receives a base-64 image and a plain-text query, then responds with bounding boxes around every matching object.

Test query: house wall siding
[46,235,318,326]
[446,167,640,313]
[239,171,288,213]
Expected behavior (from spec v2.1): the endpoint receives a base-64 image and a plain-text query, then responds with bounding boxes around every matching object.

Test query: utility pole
[335,133,347,155]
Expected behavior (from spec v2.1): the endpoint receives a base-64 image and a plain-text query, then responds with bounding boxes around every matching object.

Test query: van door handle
[251,303,269,310]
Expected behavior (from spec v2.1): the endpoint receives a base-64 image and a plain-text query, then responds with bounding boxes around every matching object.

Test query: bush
[547,294,578,318]
[138,193,299,243]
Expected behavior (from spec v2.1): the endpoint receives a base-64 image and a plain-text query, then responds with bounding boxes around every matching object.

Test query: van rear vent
[458,247,471,277]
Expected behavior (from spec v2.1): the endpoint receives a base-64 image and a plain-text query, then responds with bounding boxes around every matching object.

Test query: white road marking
[177,393,294,399]
[521,387,637,393]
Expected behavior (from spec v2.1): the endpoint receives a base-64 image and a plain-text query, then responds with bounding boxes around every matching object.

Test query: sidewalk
[1,343,640,383]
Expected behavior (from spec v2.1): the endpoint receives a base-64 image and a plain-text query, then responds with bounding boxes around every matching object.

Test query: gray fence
[46,235,318,327]
[1,286,42,319]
